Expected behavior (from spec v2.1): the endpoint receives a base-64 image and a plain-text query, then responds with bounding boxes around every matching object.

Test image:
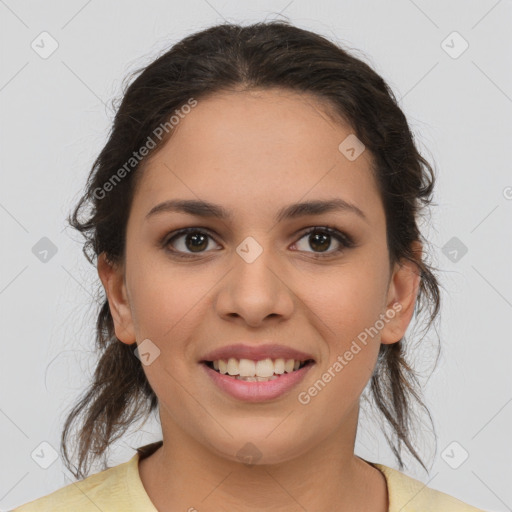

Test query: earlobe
[380,242,422,345]
[97,252,136,345]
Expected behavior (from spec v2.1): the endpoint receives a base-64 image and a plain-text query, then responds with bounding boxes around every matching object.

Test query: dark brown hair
[63,20,441,480]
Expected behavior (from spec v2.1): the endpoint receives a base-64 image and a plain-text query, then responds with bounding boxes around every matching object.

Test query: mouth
[199,357,316,402]
[198,343,317,402]
[201,358,316,381]
[200,357,315,403]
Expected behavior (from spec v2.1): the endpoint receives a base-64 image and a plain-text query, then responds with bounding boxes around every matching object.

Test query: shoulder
[12,451,156,512]
[372,462,487,512]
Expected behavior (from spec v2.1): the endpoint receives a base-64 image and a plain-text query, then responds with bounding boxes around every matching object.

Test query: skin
[98,88,421,512]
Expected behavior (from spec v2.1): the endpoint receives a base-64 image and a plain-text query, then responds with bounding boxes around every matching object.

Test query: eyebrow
[145,198,368,223]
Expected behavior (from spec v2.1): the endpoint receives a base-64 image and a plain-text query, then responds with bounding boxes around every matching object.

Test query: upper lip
[200,344,315,363]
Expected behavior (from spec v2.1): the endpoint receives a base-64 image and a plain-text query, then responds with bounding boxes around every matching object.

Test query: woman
[14,20,486,511]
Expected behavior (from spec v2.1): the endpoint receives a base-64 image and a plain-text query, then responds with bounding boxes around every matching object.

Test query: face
[98,88,420,465]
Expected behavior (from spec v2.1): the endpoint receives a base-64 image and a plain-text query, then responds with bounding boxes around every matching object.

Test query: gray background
[1,1,511,510]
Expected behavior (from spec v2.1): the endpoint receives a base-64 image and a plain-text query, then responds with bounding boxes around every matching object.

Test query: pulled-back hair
[63,20,441,480]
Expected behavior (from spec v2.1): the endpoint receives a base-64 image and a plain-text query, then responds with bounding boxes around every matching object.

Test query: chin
[203,429,313,467]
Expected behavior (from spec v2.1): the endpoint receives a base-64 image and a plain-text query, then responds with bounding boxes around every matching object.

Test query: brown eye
[162,226,354,259]
[307,231,330,252]
[181,231,209,252]
[164,228,221,256]
[293,227,354,256]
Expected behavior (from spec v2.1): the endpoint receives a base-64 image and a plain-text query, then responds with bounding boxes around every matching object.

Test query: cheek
[303,258,390,342]
[297,258,389,406]
[298,266,387,412]
[125,257,205,410]
[126,252,209,340]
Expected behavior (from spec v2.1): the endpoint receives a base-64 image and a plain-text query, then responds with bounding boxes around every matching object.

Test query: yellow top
[13,441,486,511]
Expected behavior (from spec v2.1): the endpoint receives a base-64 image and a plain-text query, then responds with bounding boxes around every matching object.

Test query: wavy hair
[62,20,441,480]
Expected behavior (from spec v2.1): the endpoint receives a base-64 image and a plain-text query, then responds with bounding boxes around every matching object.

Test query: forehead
[130,88,384,225]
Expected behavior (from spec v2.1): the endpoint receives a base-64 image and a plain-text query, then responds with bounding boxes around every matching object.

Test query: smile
[201,358,315,402]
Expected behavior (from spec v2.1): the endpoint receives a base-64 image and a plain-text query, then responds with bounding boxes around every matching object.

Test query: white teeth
[227,357,239,376]
[239,358,256,377]
[284,359,295,373]
[255,358,274,377]
[218,359,228,374]
[210,357,308,377]
[273,358,285,374]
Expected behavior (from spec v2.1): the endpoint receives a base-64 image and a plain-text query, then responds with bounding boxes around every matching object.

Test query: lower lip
[200,362,315,402]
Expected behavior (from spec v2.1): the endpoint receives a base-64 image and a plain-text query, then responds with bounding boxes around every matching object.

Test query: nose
[214,243,295,328]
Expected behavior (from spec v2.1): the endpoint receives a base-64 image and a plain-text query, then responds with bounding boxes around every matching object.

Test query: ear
[380,241,422,345]
[97,252,136,345]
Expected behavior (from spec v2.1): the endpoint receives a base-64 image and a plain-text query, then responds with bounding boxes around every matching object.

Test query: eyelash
[160,226,355,259]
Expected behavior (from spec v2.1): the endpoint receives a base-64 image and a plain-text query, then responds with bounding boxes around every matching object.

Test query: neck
[138,405,388,512]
